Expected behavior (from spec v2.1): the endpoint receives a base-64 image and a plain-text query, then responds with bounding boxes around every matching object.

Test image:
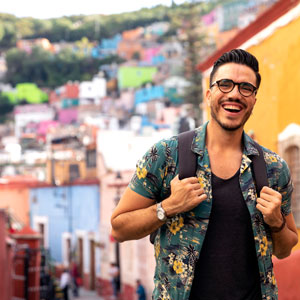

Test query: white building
[79,73,107,105]
[14,104,55,138]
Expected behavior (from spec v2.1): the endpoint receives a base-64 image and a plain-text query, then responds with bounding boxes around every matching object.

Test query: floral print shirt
[129,122,293,300]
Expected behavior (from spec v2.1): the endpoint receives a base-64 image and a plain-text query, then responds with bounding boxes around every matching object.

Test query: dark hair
[209,49,261,89]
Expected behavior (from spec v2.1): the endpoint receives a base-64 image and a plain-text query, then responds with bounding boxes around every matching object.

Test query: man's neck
[206,120,244,179]
[206,120,244,153]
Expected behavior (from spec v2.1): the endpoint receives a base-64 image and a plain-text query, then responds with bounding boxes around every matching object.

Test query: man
[136,279,146,300]
[111,49,298,300]
[60,268,70,300]
[70,260,80,297]
[109,262,120,299]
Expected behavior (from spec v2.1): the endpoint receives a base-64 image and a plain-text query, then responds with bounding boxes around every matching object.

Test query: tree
[170,2,206,126]
[4,45,124,88]
[0,93,14,123]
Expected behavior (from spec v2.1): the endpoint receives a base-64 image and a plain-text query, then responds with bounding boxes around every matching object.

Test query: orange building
[117,40,144,61]
[16,38,53,53]
[0,177,38,226]
[122,27,144,41]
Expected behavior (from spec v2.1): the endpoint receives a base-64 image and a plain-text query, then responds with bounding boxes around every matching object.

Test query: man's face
[206,63,257,131]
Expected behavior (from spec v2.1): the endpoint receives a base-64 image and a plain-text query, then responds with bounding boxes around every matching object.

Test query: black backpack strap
[150,130,197,244]
[251,141,269,196]
[178,130,197,179]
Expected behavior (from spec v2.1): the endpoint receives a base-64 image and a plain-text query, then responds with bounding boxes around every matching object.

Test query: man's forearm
[271,217,298,259]
[111,204,164,242]
[110,178,207,242]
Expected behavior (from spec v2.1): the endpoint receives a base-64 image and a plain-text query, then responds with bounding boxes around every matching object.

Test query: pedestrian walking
[60,268,71,300]
[111,49,298,300]
[109,262,120,299]
[70,260,80,297]
[136,279,146,300]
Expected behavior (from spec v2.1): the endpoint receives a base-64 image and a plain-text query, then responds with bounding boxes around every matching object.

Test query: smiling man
[111,49,298,300]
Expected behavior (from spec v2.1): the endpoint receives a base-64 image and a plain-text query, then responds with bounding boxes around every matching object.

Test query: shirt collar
[191,121,260,157]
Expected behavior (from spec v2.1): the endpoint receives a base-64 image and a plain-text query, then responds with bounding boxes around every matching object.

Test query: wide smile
[221,102,244,116]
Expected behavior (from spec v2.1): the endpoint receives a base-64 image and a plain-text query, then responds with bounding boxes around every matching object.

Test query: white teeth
[223,105,241,111]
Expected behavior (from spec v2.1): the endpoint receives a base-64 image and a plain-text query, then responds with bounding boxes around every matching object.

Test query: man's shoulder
[148,135,179,156]
[244,133,290,181]
[256,144,291,185]
[259,145,287,169]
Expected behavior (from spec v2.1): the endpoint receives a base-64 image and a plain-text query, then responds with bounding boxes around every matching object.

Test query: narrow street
[73,288,105,300]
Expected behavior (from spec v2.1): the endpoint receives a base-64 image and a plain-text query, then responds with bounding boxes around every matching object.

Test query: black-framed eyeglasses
[210,79,257,97]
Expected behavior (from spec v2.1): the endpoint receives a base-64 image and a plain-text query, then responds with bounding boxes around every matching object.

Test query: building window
[69,164,80,181]
[33,216,49,248]
[62,233,72,267]
[285,145,300,226]
[39,223,45,248]
[86,149,96,168]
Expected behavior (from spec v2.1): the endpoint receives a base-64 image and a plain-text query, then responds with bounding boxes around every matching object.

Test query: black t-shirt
[189,170,262,300]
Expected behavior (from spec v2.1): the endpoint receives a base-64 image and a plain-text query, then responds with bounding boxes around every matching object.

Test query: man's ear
[254,91,258,104]
[206,89,211,107]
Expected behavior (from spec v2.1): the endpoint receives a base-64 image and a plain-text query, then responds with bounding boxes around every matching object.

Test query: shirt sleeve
[278,159,293,216]
[129,138,173,200]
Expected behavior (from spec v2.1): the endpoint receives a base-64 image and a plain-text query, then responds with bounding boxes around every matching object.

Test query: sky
[0,0,187,19]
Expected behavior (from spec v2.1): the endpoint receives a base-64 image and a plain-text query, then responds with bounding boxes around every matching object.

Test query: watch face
[157,209,166,221]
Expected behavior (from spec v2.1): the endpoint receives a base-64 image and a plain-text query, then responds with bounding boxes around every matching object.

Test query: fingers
[172,174,199,184]
[260,186,282,198]
[256,187,282,225]
[171,175,203,192]
[198,193,207,201]
[168,174,207,215]
[256,197,280,211]
[257,190,281,207]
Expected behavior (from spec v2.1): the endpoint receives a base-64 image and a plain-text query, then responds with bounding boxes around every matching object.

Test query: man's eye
[241,84,253,92]
[220,82,231,87]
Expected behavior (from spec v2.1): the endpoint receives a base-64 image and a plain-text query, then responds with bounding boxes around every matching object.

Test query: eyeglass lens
[217,79,255,96]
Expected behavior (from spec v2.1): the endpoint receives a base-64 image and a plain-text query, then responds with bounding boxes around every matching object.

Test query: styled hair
[209,49,261,89]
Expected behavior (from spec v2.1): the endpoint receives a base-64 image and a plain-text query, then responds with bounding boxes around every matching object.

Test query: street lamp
[114,171,122,294]
[108,171,128,296]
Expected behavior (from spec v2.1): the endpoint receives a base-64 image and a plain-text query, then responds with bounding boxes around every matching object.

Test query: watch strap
[269,212,286,233]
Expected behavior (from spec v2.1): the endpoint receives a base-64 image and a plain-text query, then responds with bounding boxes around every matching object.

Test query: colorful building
[0,178,101,291]
[118,66,158,89]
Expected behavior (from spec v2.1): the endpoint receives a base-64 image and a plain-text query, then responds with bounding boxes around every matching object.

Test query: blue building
[30,181,100,265]
[134,85,164,105]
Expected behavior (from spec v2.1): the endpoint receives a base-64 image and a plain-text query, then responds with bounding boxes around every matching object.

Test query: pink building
[0,210,14,300]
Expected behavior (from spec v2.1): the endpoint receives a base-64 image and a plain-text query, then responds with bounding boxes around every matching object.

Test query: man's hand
[256,186,284,228]
[163,175,207,217]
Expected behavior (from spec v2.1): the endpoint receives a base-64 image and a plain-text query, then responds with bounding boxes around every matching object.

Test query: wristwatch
[156,202,167,222]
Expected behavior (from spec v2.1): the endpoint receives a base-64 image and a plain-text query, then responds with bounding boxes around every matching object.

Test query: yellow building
[46,136,97,185]
[198,0,300,248]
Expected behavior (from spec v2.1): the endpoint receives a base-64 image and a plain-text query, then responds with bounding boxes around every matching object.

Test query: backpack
[149,130,268,244]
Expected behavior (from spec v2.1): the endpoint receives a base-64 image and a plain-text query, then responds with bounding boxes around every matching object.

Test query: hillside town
[1,0,300,299]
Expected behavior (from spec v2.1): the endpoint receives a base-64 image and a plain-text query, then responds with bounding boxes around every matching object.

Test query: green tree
[15,83,48,103]
[171,2,207,126]
[0,22,5,42]
[1,22,17,48]
[50,18,73,41]
[15,18,35,38]
[4,45,124,88]
[4,48,28,85]
[0,93,14,123]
